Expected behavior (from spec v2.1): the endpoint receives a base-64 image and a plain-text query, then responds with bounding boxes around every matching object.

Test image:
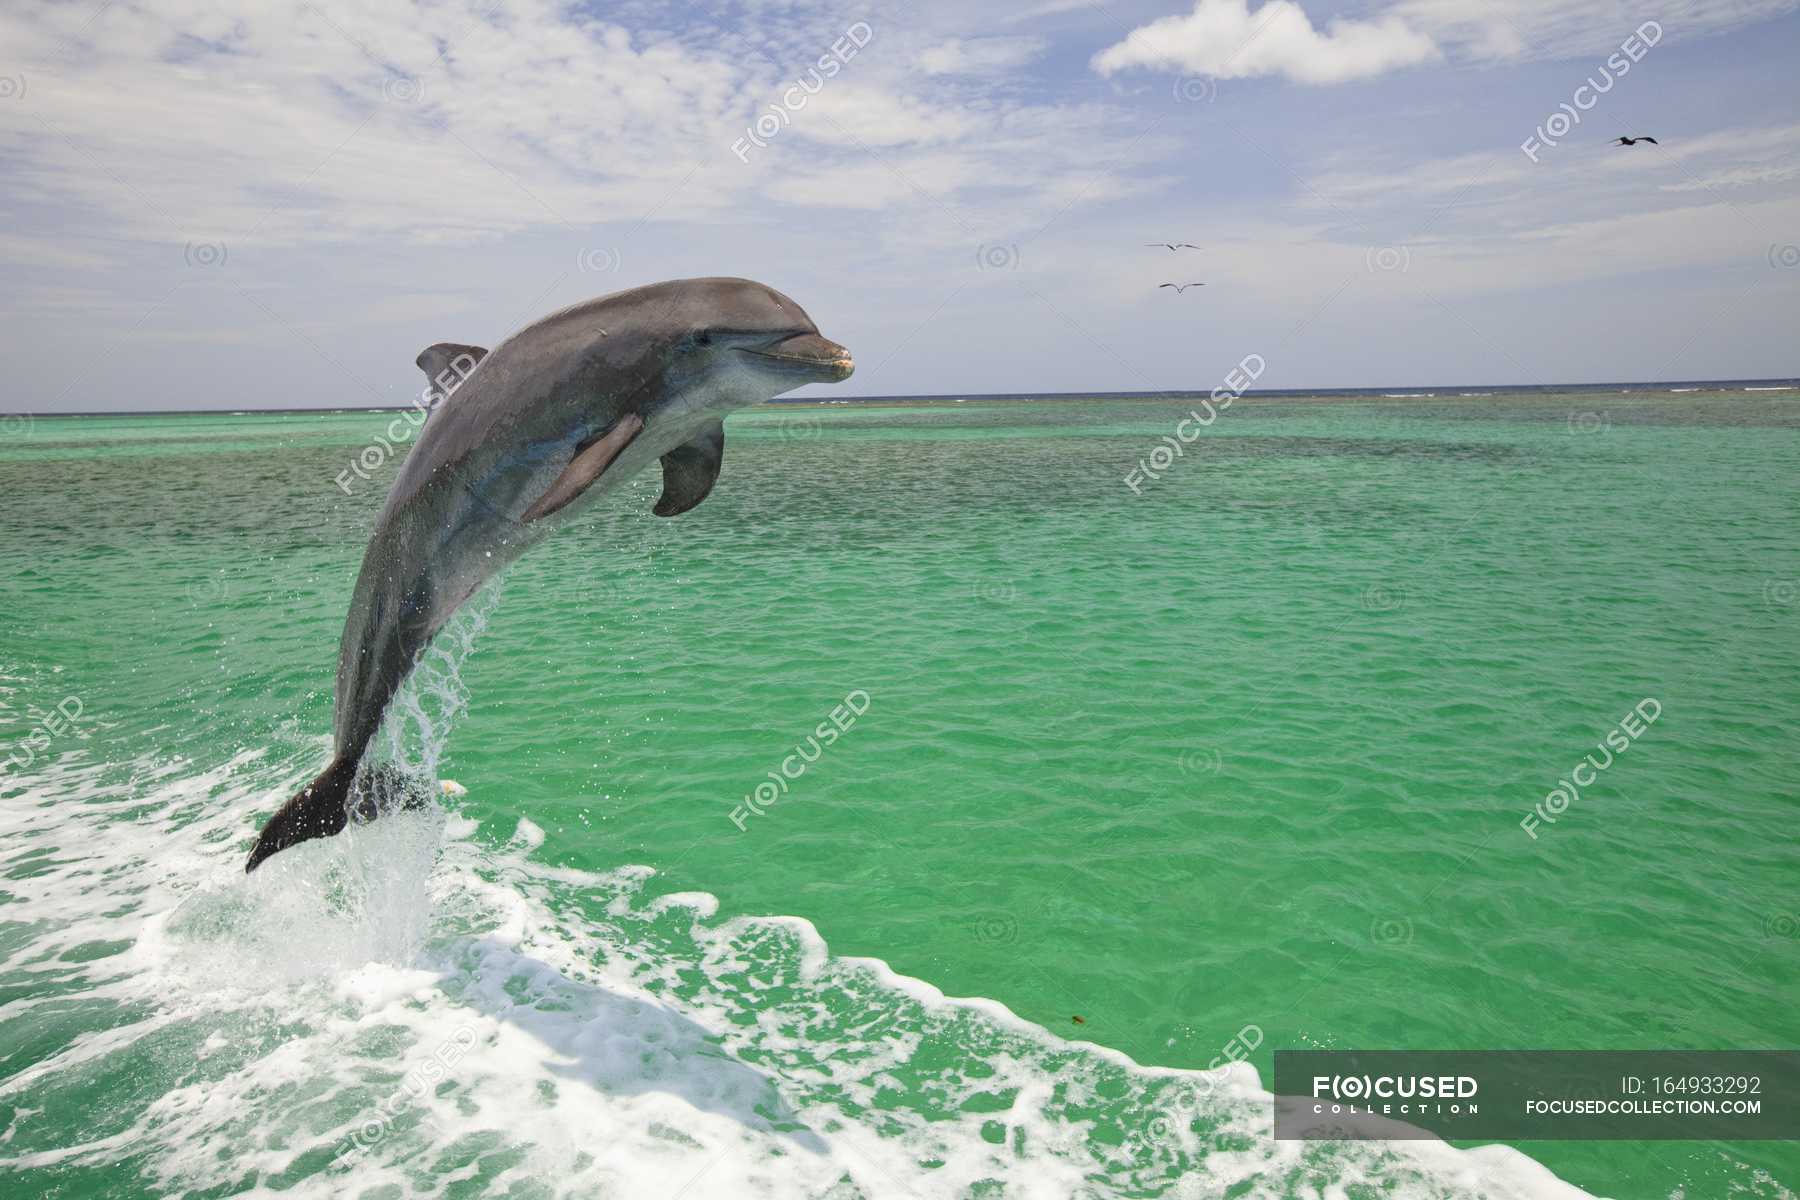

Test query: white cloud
[0,0,1144,259]
[1659,165,1800,192]
[1093,0,1797,82]
[1392,0,1799,62]
[763,100,1173,219]
[0,233,116,271]
[0,0,752,248]
[349,291,484,324]
[765,155,977,210]
[1092,0,1440,85]
[786,86,989,147]
[916,37,1047,74]
[996,0,1106,20]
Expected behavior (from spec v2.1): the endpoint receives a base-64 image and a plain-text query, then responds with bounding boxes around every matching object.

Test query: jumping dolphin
[246,277,854,870]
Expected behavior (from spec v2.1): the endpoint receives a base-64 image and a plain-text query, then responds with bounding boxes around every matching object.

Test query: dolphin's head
[649,278,854,417]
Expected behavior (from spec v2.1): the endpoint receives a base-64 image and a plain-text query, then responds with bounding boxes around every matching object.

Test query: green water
[1,392,1796,1199]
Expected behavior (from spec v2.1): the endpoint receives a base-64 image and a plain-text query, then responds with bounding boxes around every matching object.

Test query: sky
[1,0,1798,411]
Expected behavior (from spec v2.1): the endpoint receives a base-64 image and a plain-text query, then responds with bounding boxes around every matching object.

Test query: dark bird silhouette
[1158,282,1206,293]
[1613,136,1658,146]
[1145,242,1202,250]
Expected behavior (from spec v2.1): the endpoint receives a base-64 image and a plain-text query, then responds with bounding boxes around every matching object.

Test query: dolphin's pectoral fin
[521,413,645,523]
[654,422,726,517]
[416,342,488,383]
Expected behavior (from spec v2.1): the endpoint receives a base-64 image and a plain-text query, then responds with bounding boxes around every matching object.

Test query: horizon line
[7,376,1798,419]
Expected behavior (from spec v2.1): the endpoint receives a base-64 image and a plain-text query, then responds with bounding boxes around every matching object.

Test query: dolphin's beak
[740,333,855,382]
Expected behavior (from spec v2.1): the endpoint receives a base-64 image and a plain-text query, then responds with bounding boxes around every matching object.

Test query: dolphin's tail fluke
[245,754,358,872]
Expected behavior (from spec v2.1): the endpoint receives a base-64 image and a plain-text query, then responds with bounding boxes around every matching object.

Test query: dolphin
[246,277,853,871]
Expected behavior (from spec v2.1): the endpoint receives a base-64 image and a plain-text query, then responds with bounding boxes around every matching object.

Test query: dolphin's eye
[695,332,713,347]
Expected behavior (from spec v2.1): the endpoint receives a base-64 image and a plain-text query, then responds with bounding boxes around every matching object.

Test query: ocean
[1,388,1796,1198]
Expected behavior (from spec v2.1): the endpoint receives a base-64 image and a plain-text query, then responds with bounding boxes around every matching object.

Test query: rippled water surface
[1,391,1797,1198]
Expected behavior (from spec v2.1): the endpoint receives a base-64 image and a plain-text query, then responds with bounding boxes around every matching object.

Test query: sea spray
[375,578,504,778]
[161,583,508,975]
[321,580,510,955]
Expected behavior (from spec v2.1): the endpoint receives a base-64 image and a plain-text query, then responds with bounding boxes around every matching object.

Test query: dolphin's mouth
[738,333,854,382]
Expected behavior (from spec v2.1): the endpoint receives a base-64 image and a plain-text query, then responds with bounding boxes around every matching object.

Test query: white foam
[508,816,545,850]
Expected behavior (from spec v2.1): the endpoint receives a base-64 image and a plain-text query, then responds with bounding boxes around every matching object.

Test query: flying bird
[1158,282,1206,293]
[1612,136,1658,146]
[1145,242,1202,250]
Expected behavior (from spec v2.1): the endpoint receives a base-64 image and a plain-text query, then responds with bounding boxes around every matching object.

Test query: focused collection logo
[1276,1050,1797,1141]
[1309,1073,1479,1116]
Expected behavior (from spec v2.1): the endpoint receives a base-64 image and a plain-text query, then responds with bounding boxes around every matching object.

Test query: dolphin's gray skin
[246,277,853,870]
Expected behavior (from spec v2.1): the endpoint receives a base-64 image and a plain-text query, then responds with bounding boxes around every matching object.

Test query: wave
[0,746,1606,1200]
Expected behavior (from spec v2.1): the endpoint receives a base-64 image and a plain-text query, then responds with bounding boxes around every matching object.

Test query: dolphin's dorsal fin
[654,422,726,517]
[416,342,488,384]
